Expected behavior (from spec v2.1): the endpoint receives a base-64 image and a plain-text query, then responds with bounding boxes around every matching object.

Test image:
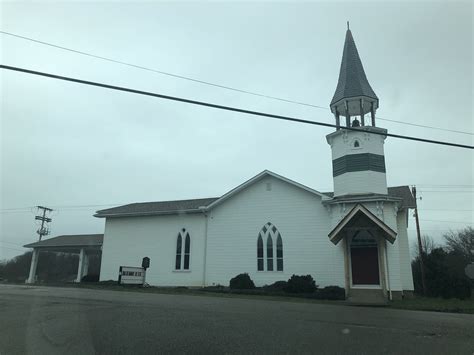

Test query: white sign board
[119,266,145,285]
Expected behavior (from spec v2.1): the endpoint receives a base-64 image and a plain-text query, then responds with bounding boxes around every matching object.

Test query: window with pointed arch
[257,222,283,272]
[175,228,191,270]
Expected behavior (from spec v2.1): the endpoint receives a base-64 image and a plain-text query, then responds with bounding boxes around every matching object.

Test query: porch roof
[328,204,397,245]
[24,234,103,252]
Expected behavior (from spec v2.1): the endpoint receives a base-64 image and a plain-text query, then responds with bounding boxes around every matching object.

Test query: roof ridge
[124,197,219,205]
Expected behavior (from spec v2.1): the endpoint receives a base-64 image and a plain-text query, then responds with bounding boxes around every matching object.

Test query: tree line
[412,227,473,299]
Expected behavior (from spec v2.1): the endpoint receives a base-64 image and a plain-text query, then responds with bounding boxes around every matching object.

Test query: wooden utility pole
[412,187,427,295]
[35,206,53,241]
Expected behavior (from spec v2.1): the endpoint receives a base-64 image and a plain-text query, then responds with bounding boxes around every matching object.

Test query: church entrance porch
[328,204,397,299]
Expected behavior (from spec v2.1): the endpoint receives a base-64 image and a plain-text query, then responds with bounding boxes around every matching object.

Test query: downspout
[384,239,392,301]
[200,207,209,287]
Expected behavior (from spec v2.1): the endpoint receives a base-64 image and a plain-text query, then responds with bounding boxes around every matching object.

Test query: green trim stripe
[333,153,386,177]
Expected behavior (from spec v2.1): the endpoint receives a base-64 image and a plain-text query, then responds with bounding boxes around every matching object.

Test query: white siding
[381,203,403,291]
[328,128,387,160]
[204,176,344,288]
[397,209,414,291]
[327,128,388,197]
[98,173,413,294]
[334,171,387,196]
[100,214,206,286]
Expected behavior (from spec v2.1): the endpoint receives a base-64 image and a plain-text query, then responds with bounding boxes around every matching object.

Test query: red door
[351,246,380,285]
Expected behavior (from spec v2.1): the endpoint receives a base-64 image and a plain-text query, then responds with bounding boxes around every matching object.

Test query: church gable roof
[328,204,397,245]
[95,170,324,218]
[205,170,325,210]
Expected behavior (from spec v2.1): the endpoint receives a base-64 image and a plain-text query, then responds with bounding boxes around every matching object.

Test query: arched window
[276,234,283,271]
[175,229,190,270]
[267,235,273,271]
[257,235,264,271]
[175,234,182,270]
[257,222,283,272]
[354,140,360,148]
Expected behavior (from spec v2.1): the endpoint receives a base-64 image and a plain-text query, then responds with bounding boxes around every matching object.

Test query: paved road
[0,285,473,354]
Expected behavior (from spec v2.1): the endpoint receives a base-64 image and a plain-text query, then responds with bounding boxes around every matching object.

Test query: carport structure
[23,234,103,284]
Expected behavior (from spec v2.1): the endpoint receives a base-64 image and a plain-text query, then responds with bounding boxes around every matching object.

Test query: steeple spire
[330,27,379,128]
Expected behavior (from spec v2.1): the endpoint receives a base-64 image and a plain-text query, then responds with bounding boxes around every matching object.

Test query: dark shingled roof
[322,186,416,209]
[95,197,219,218]
[24,234,103,248]
[386,186,416,208]
[331,29,378,106]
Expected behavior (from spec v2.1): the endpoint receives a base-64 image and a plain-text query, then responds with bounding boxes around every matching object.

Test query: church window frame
[257,222,283,272]
[351,137,362,150]
[175,229,191,271]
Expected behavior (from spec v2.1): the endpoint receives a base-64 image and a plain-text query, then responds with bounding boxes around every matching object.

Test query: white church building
[25,28,416,300]
[95,28,415,299]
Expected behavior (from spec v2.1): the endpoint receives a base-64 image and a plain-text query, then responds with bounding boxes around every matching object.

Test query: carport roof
[24,234,103,249]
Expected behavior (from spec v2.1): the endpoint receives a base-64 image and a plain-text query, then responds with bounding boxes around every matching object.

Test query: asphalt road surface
[0,285,473,355]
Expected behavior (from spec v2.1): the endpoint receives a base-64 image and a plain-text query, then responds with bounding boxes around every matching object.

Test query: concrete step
[347,288,388,305]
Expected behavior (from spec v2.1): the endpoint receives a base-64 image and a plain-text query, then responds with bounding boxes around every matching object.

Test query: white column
[82,253,89,277]
[26,249,39,284]
[76,248,85,282]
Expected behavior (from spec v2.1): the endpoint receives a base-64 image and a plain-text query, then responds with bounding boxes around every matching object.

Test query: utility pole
[35,206,53,241]
[412,187,427,295]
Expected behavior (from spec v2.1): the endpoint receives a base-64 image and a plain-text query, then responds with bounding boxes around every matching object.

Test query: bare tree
[412,234,437,259]
[443,227,474,262]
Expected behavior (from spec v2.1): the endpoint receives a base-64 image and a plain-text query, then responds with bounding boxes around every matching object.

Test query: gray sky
[1,1,473,260]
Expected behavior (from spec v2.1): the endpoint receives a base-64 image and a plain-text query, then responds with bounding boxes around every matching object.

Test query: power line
[417,184,474,188]
[1,65,473,150]
[1,246,25,253]
[419,190,474,193]
[1,203,123,211]
[0,30,326,111]
[1,30,472,137]
[0,240,24,247]
[420,219,474,225]
[420,209,473,212]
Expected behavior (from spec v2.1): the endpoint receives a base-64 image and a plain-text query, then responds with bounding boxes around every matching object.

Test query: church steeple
[330,25,379,129]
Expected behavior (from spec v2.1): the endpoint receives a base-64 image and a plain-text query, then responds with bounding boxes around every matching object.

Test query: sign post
[118,266,145,285]
[142,257,150,287]
[117,257,151,287]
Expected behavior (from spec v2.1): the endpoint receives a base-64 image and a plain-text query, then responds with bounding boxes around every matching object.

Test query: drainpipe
[200,207,209,287]
[384,239,392,301]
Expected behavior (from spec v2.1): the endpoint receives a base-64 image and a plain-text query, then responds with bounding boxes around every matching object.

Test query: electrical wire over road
[1,65,473,150]
[1,30,472,136]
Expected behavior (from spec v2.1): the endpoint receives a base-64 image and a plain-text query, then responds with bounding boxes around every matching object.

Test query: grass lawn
[390,297,474,314]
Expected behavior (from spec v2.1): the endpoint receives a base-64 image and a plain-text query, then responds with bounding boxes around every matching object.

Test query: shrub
[81,274,99,282]
[229,273,255,289]
[285,274,317,293]
[412,248,472,299]
[263,281,288,292]
[316,286,346,300]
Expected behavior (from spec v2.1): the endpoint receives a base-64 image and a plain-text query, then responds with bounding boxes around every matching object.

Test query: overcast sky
[1,1,473,261]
